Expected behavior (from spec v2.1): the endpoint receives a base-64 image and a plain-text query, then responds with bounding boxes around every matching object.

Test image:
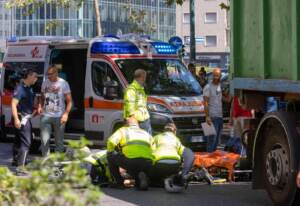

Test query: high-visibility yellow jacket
[123,80,150,122]
[107,125,154,160]
[152,132,185,163]
[84,150,112,181]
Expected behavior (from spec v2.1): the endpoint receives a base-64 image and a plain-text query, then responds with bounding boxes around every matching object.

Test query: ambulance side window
[3,62,44,95]
[92,62,122,98]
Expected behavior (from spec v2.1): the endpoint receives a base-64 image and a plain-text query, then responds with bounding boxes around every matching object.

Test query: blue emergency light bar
[91,41,140,54]
[150,42,177,55]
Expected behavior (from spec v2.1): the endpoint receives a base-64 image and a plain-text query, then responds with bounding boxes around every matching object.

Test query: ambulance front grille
[172,116,205,130]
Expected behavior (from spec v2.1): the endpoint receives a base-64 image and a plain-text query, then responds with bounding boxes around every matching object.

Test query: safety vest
[123,80,150,122]
[152,132,185,163]
[107,125,153,160]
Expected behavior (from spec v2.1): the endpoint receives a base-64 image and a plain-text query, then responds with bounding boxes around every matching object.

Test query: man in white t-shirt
[203,68,230,152]
[38,65,72,156]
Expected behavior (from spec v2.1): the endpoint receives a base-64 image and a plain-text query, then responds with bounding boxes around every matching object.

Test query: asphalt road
[0,142,273,206]
[100,184,272,206]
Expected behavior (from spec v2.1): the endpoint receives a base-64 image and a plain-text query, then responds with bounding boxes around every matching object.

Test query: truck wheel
[262,123,298,206]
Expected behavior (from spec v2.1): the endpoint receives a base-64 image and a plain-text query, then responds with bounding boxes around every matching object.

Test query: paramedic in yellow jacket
[150,123,195,186]
[106,117,153,190]
[123,69,152,134]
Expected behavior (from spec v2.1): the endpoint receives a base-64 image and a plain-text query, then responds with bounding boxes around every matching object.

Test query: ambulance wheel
[262,117,298,206]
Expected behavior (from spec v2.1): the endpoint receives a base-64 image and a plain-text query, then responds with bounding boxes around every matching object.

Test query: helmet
[164,177,184,193]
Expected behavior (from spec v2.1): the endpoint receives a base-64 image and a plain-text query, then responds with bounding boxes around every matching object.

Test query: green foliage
[0,137,101,206]
[5,0,85,32]
[220,2,230,11]
[123,1,156,35]
[165,0,185,6]
[5,0,85,9]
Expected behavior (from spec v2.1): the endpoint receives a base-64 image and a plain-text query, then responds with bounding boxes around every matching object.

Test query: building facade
[176,0,230,68]
[0,0,176,51]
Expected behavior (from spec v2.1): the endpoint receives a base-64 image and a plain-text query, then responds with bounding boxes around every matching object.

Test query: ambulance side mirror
[103,80,119,100]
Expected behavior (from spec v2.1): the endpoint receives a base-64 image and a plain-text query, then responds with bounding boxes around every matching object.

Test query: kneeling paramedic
[107,117,153,190]
[83,149,112,186]
[150,123,194,190]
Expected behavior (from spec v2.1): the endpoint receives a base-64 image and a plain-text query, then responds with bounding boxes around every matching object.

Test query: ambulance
[0,34,206,150]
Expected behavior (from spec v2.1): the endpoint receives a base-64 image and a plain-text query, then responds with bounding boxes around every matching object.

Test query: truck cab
[1,35,206,150]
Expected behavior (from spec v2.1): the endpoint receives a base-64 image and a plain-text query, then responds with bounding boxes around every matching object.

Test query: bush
[0,137,101,206]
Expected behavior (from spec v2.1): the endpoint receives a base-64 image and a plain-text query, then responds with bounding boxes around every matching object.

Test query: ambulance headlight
[148,103,171,114]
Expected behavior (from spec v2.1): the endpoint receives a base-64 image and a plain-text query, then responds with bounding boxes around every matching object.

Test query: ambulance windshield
[116,59,202,96]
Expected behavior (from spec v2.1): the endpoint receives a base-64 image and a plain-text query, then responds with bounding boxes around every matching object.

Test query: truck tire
[262,117,298,206]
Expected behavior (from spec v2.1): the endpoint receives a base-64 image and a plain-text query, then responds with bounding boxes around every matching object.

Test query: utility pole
[189,0,196,62]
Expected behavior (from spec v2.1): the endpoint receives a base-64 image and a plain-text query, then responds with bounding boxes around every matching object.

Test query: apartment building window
[183,13,190,23]
[205,12,217,24]
[184,36,190,45]
[205,36,217,47]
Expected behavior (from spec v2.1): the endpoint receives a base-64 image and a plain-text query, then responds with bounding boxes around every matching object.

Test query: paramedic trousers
[150,160,180,186]
[139,118,152,135]
[14,120,32,167]
[150,148,195,185]
[206,117,223,153]
[40,115,65,156]
[107,152,152,185]
[182,147,195,177]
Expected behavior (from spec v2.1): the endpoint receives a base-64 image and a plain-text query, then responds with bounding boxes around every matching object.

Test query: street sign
[169,36,183,49]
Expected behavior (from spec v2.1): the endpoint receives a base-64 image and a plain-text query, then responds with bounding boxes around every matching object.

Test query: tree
[93,0,102,36]
[220,2,230,11]
[0,138,101,206]
[5,0,102,36]
[124,0,156,35]
[165,0,185,5]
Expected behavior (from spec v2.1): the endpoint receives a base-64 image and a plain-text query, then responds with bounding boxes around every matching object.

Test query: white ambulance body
[1,35,206,150]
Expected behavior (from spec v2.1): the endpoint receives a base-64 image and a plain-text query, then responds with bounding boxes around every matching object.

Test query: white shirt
[41,78,71,118]
[203,82,223,118]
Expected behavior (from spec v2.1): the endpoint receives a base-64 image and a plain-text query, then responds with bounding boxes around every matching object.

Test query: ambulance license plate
[191,136,204,143]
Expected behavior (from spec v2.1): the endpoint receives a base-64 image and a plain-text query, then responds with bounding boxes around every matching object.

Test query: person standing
[38,65,72,156]
[11,68,38,173]
[123,69,152,134]
[188,63,197,77]
[225,96,253,154]
[203,68,228,152]
[198,67,208,88]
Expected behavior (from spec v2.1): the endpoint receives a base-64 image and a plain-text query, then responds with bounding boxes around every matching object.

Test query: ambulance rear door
[2,44,49,133]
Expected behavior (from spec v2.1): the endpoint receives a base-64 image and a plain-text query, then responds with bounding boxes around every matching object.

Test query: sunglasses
[47,72,57,76]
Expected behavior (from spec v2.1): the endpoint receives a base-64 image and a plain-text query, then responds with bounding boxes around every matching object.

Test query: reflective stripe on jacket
[107,125,153,160]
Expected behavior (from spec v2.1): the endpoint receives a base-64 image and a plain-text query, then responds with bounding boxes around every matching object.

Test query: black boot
[137,172,149,191]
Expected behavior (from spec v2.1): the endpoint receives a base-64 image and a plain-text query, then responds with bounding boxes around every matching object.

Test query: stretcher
[193,150,241,182]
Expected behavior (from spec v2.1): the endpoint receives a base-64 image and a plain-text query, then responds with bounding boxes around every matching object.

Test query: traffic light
[178,45,186,59]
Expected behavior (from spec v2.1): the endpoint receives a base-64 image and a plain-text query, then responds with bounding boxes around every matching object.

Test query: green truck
[231,0,300,205]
